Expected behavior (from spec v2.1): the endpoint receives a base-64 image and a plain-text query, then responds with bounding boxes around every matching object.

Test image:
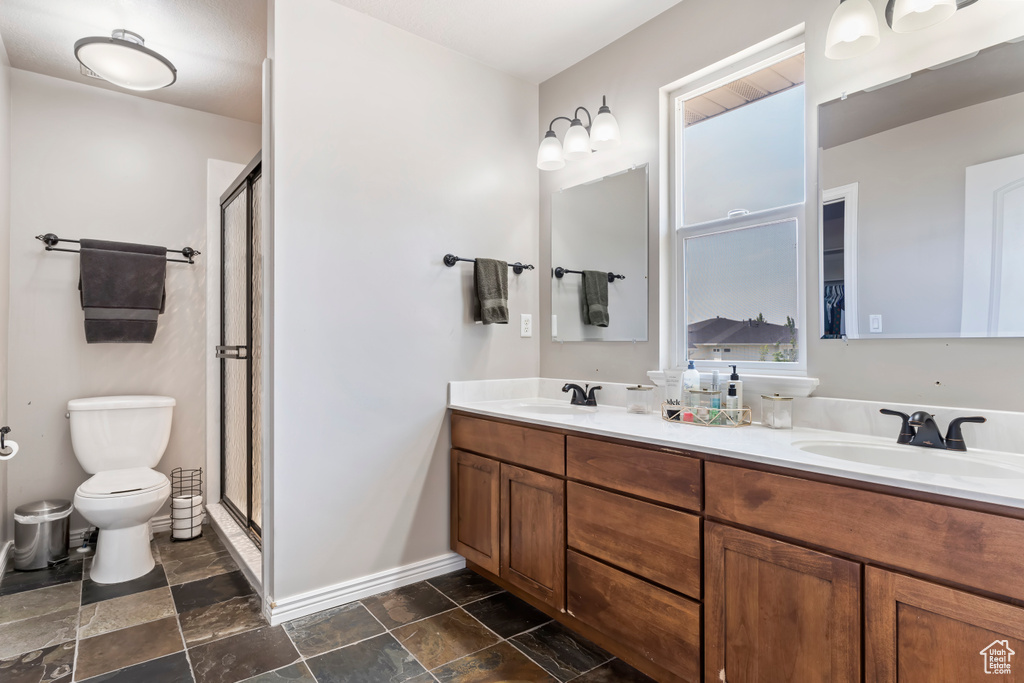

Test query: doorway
[218,154,263,544]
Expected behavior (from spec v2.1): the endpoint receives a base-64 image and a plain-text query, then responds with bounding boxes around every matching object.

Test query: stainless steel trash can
[13,499,73,571]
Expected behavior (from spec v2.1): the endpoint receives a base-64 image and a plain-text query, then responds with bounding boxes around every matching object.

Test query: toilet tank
[68,396,176,474]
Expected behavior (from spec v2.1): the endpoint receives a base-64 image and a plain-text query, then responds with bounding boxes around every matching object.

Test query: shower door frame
[219,155,262,546]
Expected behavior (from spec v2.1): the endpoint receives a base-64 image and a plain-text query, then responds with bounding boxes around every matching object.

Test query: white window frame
[668,30,808,376]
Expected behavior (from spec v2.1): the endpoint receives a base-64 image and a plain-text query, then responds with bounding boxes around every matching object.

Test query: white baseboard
[0,540,13,575]
[70,513,173,548]
[266,552,466,626]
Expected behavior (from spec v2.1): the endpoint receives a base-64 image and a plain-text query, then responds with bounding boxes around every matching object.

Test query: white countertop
[448,391,1024,511]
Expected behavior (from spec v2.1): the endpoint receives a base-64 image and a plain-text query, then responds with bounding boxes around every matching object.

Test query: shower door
[218,156,263,544]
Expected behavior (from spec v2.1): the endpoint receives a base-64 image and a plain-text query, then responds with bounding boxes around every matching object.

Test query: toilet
[70,395,175,584]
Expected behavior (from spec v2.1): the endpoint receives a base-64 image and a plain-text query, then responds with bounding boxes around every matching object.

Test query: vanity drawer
[566,436,701,511]
[567,482,700,598]
[567,550,701,682]
[451,414,565,475]
[705,462,1024,602]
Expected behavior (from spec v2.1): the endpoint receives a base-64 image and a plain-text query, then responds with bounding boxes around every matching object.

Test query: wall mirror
[818,37,1024,339]
[550,164,648,342]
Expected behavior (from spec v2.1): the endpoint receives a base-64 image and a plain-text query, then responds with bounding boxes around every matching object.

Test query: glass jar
[761,393,794,429]
[626,385,654,414]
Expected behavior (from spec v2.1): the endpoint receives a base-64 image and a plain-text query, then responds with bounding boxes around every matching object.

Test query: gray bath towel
[473,258,509,325]
[79,239,168,343]
[582,270,609,327]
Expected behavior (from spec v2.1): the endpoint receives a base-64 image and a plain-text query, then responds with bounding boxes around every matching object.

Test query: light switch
[520,313,532,337]
[869,315,882,333]
[551,314,557,338]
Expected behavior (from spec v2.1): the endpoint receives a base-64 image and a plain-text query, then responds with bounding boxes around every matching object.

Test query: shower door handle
[216,345,249,360]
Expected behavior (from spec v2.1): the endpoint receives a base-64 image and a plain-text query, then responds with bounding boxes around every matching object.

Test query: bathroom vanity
[448,395,1024,683]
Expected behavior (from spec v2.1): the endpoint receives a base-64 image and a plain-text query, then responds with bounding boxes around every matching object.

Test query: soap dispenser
[683,360,701,407]
[728,365,744,409]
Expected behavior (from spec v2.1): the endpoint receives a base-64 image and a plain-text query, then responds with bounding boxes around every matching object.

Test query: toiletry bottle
[726,383,739,411]
[711,371,721,409]
[729,365,744,409]
[683,360,701,407]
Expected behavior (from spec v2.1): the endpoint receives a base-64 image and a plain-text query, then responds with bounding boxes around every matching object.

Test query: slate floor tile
[427,569,503,606]
[361,581,456,630]
[77,651,194,683]
[304,633,427,683]
[0,582,81,626]
[509,621,611,681]
[0,640,75,683]
[189,625,299,683]
[0,562,82,598]
[462,592,551,639]
[155,529,225,564]
[81,564,168,606]
[172,570,255,614]
[238,661,317,682]
[74,615,184,680]
[282,602,385,658]
[163,550,238,586]
[179,593,265,646]
[0,608,78,660]
[432,641,556,683]
[571,659,656,682]
[392,608,499,670]
[78,586,177,638]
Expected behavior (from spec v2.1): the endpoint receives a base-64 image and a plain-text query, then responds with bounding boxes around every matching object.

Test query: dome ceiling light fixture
[537,96,621,171]
[74,29,177,91]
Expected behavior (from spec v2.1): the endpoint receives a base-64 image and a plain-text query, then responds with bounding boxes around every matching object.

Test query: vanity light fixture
[537,96,620,171]
[74,29,177,91]
[825,0,881,60]
[886,0,958,33]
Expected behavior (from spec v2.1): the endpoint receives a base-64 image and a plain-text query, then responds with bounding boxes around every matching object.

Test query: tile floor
[0,528,654,683]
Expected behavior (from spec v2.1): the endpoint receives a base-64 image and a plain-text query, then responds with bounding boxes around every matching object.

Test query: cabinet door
[451,450,500,575]
[500,463,565,611]
[705,522,861,683]
[866,567,1024,682]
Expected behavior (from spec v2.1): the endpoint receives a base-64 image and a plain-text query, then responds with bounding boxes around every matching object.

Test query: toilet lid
[78,468,169,498]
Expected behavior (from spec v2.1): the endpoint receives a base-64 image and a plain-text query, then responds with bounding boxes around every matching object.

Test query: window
[671,38,806,372]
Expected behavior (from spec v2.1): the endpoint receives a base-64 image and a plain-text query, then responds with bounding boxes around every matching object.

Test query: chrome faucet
[880,409,986,451]
[563,383,602,407]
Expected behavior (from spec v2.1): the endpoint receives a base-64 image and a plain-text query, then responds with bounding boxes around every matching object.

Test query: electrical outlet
[869,315,883,333]
[520,313,533,338]
[551,314,558,338]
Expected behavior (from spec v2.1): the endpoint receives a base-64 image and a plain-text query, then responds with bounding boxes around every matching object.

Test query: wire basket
[170,467,204,541]
[662,402,751,427]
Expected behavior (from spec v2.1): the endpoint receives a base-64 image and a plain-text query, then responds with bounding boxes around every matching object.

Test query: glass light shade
[590,110,621,150]
[562,121,592,160]
[537,133,565,171]
[825,0,881,60]
[74,31,176,91]
[890,0,956,33]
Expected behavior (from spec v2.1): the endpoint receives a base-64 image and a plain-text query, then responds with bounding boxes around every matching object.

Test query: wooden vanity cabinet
[500,463,565,610]
[866,567,1024,683]
[705,522,861,683]
[451,449,500,574]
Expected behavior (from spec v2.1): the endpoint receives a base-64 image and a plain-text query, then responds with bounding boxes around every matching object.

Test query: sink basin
[793,440,1024,479]
[511,400,598,416]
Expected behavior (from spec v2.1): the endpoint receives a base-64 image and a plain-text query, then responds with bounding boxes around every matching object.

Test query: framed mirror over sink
[818,37,1024,339]
[550,164,649,342]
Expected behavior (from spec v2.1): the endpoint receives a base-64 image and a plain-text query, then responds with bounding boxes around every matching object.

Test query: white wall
[0,33,11,548]
[538,0,1024,409]
[7,70,260,529]
[270,0,539,605]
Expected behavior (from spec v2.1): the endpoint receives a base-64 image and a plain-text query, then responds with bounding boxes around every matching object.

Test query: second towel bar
[554,267,625,283]
[444,254,534,275]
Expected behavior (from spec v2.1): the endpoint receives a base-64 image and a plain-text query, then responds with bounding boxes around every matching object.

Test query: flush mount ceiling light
[825,0,881,60]
[537,96,620,171]
[74,29,177,91]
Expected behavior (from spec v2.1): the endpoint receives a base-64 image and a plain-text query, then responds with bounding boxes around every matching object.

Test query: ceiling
[0,0,265,123]
[330,0,687,83]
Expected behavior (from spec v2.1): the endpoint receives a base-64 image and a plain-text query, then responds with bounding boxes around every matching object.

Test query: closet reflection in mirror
[818,37,1024,339]
[550,165,648,342]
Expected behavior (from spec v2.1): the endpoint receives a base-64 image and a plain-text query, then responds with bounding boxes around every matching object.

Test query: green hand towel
[582,270,609,327]
[473,258,509,324]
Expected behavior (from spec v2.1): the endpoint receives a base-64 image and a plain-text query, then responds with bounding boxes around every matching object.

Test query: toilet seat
[77,467,169,499]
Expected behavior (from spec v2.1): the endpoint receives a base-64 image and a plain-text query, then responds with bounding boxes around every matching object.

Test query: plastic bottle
[726,383,739,411]
[728,365,744,409]
[683,360,701,407]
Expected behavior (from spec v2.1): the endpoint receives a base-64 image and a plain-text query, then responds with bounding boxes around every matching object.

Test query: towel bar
[443,254,534,275]
[36,234,201,265]
[554,267,625,283]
